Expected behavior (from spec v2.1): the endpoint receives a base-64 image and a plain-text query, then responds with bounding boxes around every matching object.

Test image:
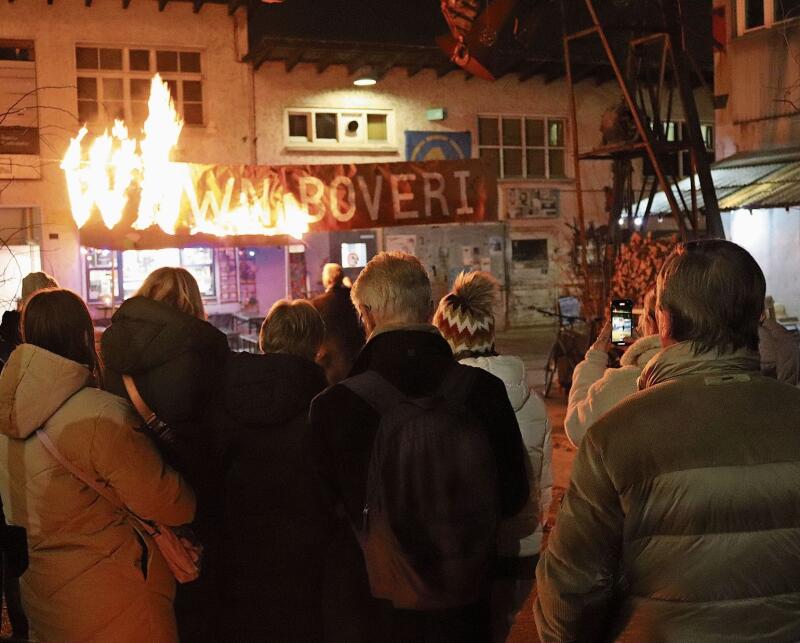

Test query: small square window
[183,80,202,102]
[288,114,309,139]
[502,117,522,146]
[745,0,765,28]
[165,79,179,101]
[549,149,566,177]
[156,50,179,72]
[548,119,565,147]
[526,149,546,177]
[130,79,150,101]
[99,48,123,70]
[102,101,125,122]
[129,49,151,71]
[525,118,545,146]
[77,77,97,100]
[179,51,202,73]
[478,117,499,146]
[103,78,124,100]
[367,114,388,141]
[504,148,523,177]
[183,103,203,125]
[479,147,501,177]
[131,102,148,126]
[78,100,98,123]
[76,47,98,70]
[315,113,338,140]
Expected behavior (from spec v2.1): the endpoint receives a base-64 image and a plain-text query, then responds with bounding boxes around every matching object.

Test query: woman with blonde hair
[0,288,195,642]
[101,266,229,642]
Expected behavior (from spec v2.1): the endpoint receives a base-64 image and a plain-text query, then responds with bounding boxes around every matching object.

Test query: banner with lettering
[77,158,497,250]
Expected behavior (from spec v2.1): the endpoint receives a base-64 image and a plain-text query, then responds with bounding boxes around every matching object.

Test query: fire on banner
[76,158,497,250]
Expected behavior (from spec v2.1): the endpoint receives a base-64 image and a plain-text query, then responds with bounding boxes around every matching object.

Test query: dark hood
[223,351,327,427]
[101,296,227,374]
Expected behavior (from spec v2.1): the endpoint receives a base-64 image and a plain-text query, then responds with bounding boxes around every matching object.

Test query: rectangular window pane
[315,112,337,140]
[156,50,179,72]
[102,101,125,122]
[88,269,115,301]
[367,114,388,141]
[502,117,522,146]
[179,51,202,73]
[165,79,179,101]
[77,77,97,100]
[78,100,98,123]
[131,102,148,127]
[478,117,499,146]
[526,149,546,177]
[548,119,565,147]
[525,118,545,146]
[76,47,98,70]
[503,148,523,177]
[183,103,203,125]
[479,147,501,178]
[745,0,765,28]
[776,0,800,20]
[130,78,150,101]
[103,78,124,100]
[129,49,151,71]
[99,48,123,70]
[549,149,566,177]
[122,249,181,298]
[183,80,202,102]
[288,113,309,139]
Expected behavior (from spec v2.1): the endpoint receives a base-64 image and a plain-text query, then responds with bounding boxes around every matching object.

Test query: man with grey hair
[535,239,800,642]
[310,251,529,643]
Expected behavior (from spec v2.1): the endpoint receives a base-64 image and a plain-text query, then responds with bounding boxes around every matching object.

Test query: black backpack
[343,365,499,610]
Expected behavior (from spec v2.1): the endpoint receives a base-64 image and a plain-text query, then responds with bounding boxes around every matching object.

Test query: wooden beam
[192,0,204,13]
[316,59,331,74]
[406,54,433,78]
[47,0,54,5]
[373,53,402,81]
[122,0,132,8]
[573,63,602,84]
[284,49,304,73]
[227,0,244,15]
[518,63,544,82]
[436,63,456,78]
[158,0,167,11]
[84,0,92,6]
[543,64,564,84]
[347,55,369,76]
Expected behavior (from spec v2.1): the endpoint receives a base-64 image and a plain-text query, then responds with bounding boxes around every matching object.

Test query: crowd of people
[0,239,797,643]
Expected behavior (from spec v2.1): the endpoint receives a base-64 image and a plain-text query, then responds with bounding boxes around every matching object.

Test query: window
[76,46,204,128]
[643,121,715,179]
[478,115,567,179]
[284,108,394,149]
[84,246,217,303]
[737,0,800,33]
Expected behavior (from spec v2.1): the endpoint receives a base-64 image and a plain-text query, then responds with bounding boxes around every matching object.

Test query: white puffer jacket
[460,354,552,557]
[565,334,662,448]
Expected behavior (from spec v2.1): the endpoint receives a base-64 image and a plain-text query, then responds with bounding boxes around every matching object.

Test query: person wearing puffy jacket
[434,270,552,643]
[564,289,660,447]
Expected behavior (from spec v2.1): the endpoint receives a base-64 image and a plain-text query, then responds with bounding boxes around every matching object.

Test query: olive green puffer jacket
[535,342,800,643]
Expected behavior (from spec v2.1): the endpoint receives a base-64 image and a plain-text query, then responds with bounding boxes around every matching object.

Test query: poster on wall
[506,187,560,219]
[385,234,417,256]
[405,131,472,161]
[341,242,368,268]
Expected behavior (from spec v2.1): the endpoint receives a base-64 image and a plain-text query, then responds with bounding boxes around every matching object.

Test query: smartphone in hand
[611,299,634,346]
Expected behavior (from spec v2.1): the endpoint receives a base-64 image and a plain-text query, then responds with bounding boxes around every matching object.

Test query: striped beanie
[434,270,498,358]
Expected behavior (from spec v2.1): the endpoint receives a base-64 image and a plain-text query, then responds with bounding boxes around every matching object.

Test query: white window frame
[643,121,715,178]
[477,114,569,181]
[737,0,800,34]
[283,107,396,152]
[75,45,205,128]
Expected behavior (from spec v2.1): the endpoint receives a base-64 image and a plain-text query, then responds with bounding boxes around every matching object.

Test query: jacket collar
[638,340,760,390]
[620,334,662,368]
[351,326,452,378]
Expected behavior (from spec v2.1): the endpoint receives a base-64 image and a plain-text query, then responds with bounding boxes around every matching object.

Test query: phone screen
[611,299,633,345]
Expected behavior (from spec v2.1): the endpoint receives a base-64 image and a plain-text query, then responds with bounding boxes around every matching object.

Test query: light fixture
[353,75,377,87]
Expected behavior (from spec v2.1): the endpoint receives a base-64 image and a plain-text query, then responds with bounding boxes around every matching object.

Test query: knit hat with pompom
[433,270,498,358]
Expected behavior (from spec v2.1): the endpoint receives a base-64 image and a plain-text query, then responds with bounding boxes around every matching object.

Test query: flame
[61,75,309,239]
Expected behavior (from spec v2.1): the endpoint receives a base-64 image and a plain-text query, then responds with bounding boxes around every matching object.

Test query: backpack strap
[438,364,478,406]
[342,371,406,416]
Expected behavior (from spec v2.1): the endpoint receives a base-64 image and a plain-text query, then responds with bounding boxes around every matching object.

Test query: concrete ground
[495,326,579,643]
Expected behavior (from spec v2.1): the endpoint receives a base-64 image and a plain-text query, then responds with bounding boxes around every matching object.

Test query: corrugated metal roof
[638,154,800,216]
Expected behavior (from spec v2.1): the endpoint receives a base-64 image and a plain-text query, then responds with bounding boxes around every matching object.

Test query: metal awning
[642,147,800,215]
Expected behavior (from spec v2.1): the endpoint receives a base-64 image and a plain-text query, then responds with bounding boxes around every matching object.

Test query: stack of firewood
[610,233,679,306]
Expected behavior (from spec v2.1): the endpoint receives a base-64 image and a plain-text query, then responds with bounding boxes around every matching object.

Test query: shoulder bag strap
[122,375,158,427]
[341,370,406,416]
[35,430,157,537]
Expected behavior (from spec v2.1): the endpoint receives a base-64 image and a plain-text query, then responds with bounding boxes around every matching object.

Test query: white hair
[322,263,344,289]
[351,252,432,325]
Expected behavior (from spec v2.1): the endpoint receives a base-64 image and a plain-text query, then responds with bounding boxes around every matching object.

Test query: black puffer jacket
[100,296,230,643]
[215,351,332,643]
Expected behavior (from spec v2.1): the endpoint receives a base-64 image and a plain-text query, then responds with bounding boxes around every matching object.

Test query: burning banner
[63,76,498,250]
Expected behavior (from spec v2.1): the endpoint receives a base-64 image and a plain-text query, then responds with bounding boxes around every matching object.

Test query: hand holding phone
[610,299,634,346]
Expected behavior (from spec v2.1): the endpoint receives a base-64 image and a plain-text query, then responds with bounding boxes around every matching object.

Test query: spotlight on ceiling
[353,74,377,87]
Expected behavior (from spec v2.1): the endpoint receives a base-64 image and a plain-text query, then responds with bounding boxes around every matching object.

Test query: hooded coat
[100,296,229,642]
[216,351,332,642]
[0,345,195,643]
[564,334,662,447]
[535,342,800,643]
[459,354,552,557]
